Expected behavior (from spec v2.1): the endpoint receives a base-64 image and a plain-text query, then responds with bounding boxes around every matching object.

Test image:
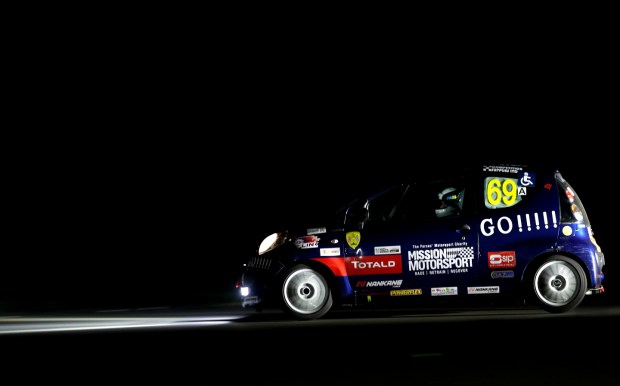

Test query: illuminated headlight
[239,287,250,297]
[258,231,287,255]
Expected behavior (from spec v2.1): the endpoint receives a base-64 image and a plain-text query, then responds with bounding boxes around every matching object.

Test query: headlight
[258,231,287,255]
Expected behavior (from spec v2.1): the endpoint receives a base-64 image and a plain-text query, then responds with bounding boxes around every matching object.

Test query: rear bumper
[586,285,605,295]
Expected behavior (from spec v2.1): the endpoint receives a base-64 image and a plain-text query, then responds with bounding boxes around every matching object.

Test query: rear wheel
[281,265,333,320]
[527,255,587,313]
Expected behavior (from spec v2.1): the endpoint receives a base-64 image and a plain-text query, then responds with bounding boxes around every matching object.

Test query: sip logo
[488,251,516,268]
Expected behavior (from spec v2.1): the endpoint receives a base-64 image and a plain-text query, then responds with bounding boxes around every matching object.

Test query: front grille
[247,256,272,270]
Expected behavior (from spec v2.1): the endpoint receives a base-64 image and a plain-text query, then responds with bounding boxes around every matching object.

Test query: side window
[365,185,408,224]
[391,180,465,222]
[385,186,432,223]
[434,184,465,219]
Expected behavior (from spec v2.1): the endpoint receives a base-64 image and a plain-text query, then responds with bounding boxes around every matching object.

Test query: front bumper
[241,295,261,308]
[238,258,283,308]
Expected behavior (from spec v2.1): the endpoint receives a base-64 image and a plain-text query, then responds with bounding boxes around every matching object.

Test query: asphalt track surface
[2,297,619,385]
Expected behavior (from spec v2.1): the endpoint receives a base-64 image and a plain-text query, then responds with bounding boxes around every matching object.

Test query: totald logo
[346,231,361,248]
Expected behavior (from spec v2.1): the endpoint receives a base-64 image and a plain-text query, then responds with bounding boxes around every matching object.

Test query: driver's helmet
[436,187,458,218]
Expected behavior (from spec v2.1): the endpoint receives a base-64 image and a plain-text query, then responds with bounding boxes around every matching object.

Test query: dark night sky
[5,131,615,311]
[2,18,615,311]
[4,59,615,310]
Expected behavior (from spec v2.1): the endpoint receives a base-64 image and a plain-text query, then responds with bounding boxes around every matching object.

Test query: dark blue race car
[237,162,606,320]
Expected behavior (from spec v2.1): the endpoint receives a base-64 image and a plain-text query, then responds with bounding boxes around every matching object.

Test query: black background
[4,38,616,310]
[4,128,615,310]
[3,17,618,386]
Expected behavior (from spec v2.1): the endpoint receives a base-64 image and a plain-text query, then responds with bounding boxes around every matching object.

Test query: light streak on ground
[0,314,243,335]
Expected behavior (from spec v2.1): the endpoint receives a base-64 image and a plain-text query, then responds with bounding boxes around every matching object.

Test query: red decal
[310,257,347,277]
[311,255,403,276]
[488,251,516,268]
[345,254,402,275]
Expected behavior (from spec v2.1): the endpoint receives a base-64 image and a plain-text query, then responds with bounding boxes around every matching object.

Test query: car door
[343,179,480,298]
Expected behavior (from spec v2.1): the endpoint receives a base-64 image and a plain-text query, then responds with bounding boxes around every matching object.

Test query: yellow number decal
[486,178,519,208]
[502,179,517,205]
[487,179,502,206]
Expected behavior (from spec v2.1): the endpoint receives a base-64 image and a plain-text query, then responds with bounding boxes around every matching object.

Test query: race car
[237,162,606,320]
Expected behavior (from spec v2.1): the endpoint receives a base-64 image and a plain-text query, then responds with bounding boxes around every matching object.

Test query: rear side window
[483,169,536,210]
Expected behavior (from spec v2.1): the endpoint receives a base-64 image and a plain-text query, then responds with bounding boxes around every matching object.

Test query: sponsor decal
[491,270,514,279]
[518,171,535,187]
[391,289,422,296]
[467,286,500,294]
[356,280,403,288]
[482,165,523,173]
[488,251,516,269]
[320,247,340,256]
[346,255,402,275]
[375,245,401,255]
[407,242,473,276]
[294,235,320,249]
[431,287,458,296]
[480,211,558,236]
[346,231,361,248]
[307,227,326,235]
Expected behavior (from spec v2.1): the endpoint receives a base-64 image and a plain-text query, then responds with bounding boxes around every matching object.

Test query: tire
[527,255,587,313]
[280,265,333,320]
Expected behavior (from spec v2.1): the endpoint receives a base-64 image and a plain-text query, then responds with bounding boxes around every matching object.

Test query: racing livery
[237,163,606,320]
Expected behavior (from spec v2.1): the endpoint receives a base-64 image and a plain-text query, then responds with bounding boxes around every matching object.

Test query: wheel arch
[521,251,589,313]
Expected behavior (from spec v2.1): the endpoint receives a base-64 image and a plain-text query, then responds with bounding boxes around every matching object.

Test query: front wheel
[526,255,587,313]
[280,265,333,320]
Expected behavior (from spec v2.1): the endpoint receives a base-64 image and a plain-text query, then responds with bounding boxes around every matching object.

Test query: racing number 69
[487,178,517,206]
